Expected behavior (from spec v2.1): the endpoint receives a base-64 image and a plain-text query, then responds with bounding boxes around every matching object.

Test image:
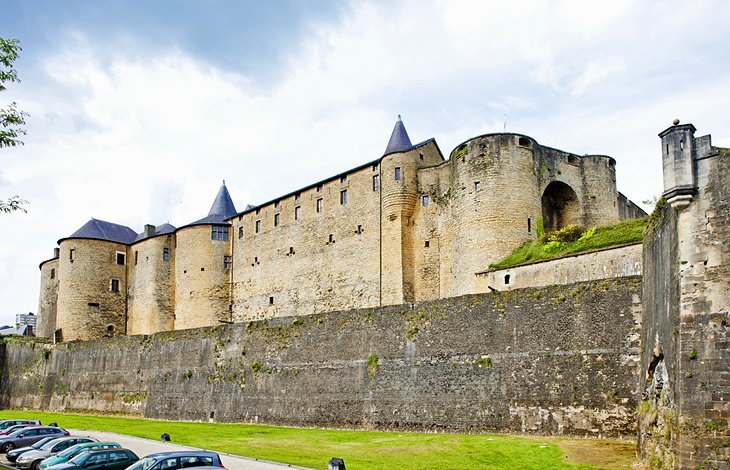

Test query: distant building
[0,312,37,336]
[37,117,645,341]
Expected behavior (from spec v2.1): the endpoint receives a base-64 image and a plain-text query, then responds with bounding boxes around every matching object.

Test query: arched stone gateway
[541,181,581,232]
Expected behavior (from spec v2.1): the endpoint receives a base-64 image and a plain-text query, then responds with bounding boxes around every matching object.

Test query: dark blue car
[125,451,224,470]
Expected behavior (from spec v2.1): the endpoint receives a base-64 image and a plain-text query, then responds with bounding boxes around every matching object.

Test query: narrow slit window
[527,217,531,233]
[163,248,170,261]
[223,256,232,270]
[340,189,348,206]
[134,251,138,265]
[50,268,55,279]
[70,248,75,261]
[294,206,301,220]
[316,198,323,213]
[274,213,280,227]
[373,174,379,191]
[269,296,274,305]
[255,220,261,233]
[395,167,401,181]
[239,226,244,239]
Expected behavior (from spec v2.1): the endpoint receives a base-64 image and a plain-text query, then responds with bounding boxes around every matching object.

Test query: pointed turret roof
[60,218,138,245]
[208,180,237,217]
[383,115,413,156]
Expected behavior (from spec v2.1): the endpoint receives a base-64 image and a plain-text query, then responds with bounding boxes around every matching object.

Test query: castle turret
[659,119,696,209]
[174,182,237,330]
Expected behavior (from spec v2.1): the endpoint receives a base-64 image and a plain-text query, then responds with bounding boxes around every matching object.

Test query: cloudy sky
[0,0,729,328]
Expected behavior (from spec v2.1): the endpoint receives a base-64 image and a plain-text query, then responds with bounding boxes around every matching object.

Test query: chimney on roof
[144,224,156,238]
[53,248,60,259]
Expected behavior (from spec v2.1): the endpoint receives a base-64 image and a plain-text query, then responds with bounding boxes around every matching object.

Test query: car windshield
[40,439,62,451]
[32,438,56,449]
[8,428,30,437]
[125,457,157,470]
[57,444,87,459]
[69,452,92,465]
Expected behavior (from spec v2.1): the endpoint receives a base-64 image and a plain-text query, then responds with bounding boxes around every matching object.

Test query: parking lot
[0,430,312,470]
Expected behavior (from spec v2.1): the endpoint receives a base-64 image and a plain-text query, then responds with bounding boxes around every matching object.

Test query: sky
[0,0,729,327]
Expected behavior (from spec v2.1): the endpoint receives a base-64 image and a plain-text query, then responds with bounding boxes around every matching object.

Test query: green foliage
[474,355,492,368]
[704,420,720,432]
[490,217,648,269]
[645,197,667,235]
[1,37,28,214]
[535,216,544,238]
[451,143,468,160]
[250,361,263,375]
[688,349,698,360]
[183,369,193,380]
[0,410,637,469]
[366,353,379,379]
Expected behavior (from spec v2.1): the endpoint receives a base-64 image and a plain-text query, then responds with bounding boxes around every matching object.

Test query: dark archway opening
[541,181,581,232]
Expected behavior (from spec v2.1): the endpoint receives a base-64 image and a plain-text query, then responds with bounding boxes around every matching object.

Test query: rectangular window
[50,268,55,279]
[116,252,126,265]
[317,184,323,192]
[395,167,401,180]
[274,213,280,227]
[474,181,481,191]
[70,248,75,261]
[110,279,120,293]
[373,174,379,191]
[163,248,170,261]
[340,189,347,206]
[372,163,379,171]
[340,175,347,184]
[294,206,301,220]
[239,226,244,239]
[422,195,430,206]
[294,192,301,200]
[527,217,531,233]
[255,220,261,233]
[134,251,138,265]
[223,256,232,270]
[316,198,323,213]
[211,225,229,241]
[274,201,280,209]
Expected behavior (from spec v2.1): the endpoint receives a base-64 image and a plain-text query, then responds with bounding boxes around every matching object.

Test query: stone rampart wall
[2,278,641,437]
[478,244,642,292]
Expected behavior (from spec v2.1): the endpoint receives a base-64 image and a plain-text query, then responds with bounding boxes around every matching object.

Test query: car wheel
[2,442,15,453]
[32,461,42,470]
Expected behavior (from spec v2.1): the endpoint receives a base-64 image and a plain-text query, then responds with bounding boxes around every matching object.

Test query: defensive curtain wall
[1,275,641,437]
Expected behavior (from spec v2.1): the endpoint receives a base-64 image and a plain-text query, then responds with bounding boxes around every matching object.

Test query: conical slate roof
[383,115,413,156]
[208,181,237,217]
[62,218,138,245]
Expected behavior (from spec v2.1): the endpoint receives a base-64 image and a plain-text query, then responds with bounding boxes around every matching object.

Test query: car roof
[84,448,133,453]
[144,451,219,459]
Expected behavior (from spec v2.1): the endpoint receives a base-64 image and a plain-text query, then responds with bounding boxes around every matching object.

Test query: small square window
[110,279,120,293]
[294,192,301,200]
[395,167,401,181]
[340,175,347,184]
[373,174,379,191]
[316,198,323,213]
[274,201,280,209]
[116,252,126,265]
[422,195,430,206]
[317,184,323,192]
[255,220,261,233]
[294,206,301,220]
[274,213,280,227]
[474,181,481,191]
[372,163,379,171]
[256,208,261,215]
[340,189,348,206]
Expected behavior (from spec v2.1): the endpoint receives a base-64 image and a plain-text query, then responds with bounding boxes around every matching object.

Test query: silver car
[16,437,97,470]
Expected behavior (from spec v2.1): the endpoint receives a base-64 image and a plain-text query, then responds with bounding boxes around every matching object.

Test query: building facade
[37,118,644,341]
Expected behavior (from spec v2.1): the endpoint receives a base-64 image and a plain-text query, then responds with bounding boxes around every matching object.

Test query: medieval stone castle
[36,117,646,341]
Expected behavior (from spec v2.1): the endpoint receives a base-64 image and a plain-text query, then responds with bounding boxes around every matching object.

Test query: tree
[0,37,28,213]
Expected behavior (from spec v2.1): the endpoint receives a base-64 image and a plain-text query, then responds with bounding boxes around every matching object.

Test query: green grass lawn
[489,218,647,270]
[0,410,636,469]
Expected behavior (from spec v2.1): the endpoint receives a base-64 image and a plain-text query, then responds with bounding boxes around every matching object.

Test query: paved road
[0,430,314,470]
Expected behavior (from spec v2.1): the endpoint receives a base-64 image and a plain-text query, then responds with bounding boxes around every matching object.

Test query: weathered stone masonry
[3,278,641,437]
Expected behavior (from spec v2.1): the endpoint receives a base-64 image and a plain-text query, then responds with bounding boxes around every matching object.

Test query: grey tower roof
[208,181,237,218]
[61,218,138,245]
[133,223,177,242]
[383,115,413,156]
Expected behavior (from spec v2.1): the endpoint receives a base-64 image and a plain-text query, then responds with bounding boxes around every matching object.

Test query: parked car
[16,437,97,470]
[0,420,41,431]
[125,451,225,470]
[0,426,69,453]
[0,424,34,436]
[40,441,122,470]
[45,448,138,470]
[6,437,59,463]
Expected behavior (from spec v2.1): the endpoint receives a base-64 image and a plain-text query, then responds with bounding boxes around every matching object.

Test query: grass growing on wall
[489,217,648,270]
[0,410,635,469]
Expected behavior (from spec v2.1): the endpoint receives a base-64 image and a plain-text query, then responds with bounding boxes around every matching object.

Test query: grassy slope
[0,411,635,470]
[489,218,647,270]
